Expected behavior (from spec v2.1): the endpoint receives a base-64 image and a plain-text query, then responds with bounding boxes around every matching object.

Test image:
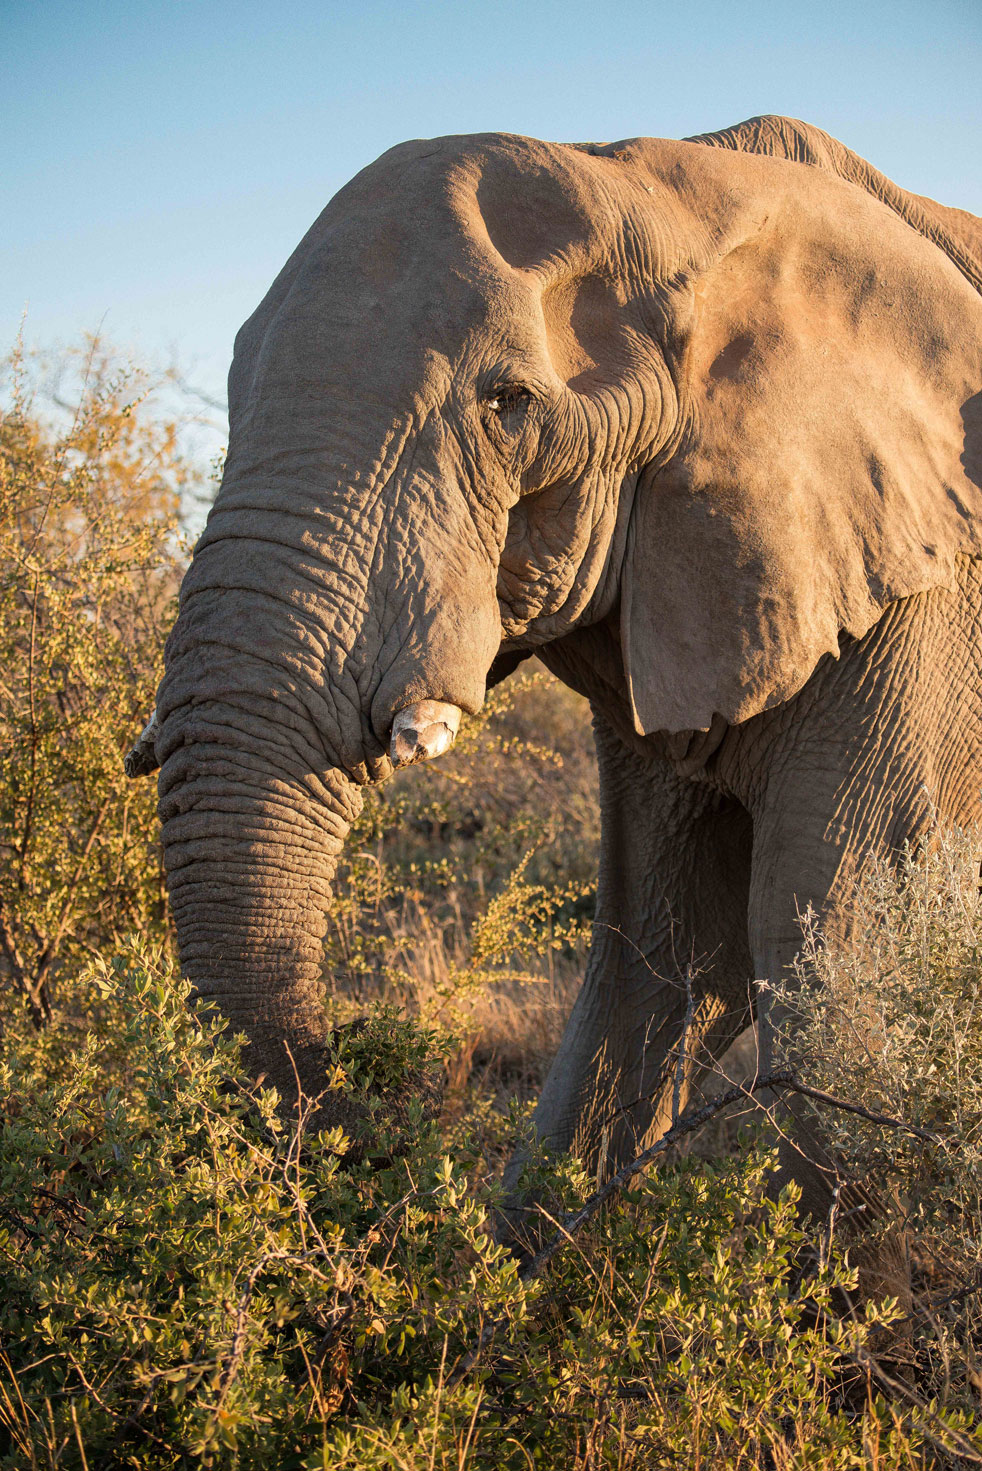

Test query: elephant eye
[483,383,534,433]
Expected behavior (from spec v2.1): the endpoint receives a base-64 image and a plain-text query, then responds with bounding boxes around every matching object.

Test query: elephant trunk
[149,506,495,1102]
[147,390,501,1103]
[156,701,363,1098]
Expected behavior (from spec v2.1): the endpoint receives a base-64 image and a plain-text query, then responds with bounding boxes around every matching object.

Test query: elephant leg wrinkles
[512,713,755,1192]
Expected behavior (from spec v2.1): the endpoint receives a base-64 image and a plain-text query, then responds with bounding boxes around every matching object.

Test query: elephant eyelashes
[484,383,534,435]
[486,384,530,413]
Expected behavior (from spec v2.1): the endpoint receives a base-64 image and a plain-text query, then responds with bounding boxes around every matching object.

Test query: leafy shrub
[772,824,982,1424]
[0,949,946,1470]
[0,339,190,1027]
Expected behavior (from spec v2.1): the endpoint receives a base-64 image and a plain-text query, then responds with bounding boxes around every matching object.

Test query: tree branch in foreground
[452,1072,956,1384]
[521,1072,949,1284]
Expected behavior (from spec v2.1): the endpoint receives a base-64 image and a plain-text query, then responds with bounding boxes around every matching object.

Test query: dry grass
[320,661,600,1113]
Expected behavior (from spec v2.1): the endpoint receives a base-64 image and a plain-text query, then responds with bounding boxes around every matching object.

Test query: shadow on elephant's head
[963,389,982,495]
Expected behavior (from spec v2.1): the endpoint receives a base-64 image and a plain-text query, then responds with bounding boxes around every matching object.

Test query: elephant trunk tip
[390,700,461,767]
[124,708,160,779]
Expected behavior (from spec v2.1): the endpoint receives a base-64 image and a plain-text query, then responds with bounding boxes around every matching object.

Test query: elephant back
[687,113,982,297]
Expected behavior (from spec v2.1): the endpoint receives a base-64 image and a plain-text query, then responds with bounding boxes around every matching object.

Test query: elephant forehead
[243,137,628,349]
[244,269,542,419]
[324,132,618,268]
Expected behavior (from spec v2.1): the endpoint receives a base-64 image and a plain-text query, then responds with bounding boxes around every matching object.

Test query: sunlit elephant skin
[148,116,982,1254]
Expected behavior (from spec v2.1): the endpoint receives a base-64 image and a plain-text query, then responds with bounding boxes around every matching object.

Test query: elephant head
[144,117,982,1102]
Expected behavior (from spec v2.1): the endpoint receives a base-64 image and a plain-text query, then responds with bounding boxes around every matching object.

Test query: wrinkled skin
[152,116,982,1281]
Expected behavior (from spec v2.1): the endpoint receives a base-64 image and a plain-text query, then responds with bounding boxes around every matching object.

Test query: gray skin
[150,116,982,1266]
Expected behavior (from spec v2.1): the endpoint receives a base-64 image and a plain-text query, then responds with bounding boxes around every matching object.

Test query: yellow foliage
[0,337,192,1026]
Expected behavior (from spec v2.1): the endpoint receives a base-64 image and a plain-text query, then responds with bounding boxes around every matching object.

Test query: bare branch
[32,792,115,1004]
[18,569,41,891]
[670,963,695,1127]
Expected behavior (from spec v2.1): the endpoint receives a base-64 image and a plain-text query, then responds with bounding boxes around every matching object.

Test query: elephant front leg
[512,715,755,1195]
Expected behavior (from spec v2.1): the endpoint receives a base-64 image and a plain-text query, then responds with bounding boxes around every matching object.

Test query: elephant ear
[621,142,982,735]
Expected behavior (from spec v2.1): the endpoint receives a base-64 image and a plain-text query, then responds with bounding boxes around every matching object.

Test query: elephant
[136,114,982,1263]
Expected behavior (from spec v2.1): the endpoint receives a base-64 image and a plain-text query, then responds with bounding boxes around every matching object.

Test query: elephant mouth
[124,698,464,781]
[126,646,527,786]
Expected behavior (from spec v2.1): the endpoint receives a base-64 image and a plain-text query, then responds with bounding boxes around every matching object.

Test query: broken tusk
[390,700,462,768]
[124,708,160,778]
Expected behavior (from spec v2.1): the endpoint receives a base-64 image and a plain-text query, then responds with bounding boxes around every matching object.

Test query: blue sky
[4,0,981,419]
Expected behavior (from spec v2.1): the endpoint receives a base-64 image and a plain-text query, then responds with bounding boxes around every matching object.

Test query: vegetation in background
[323,666,599,1085]
[3,342,982,1466]
[0,339,189,1027]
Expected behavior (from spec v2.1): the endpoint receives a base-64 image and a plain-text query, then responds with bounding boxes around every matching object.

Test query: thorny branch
[670,963,695,1127]
[523,1072,951,1286]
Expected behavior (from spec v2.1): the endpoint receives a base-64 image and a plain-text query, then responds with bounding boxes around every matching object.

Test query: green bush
[0,339,189,1026]
[0,949,942,1470]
